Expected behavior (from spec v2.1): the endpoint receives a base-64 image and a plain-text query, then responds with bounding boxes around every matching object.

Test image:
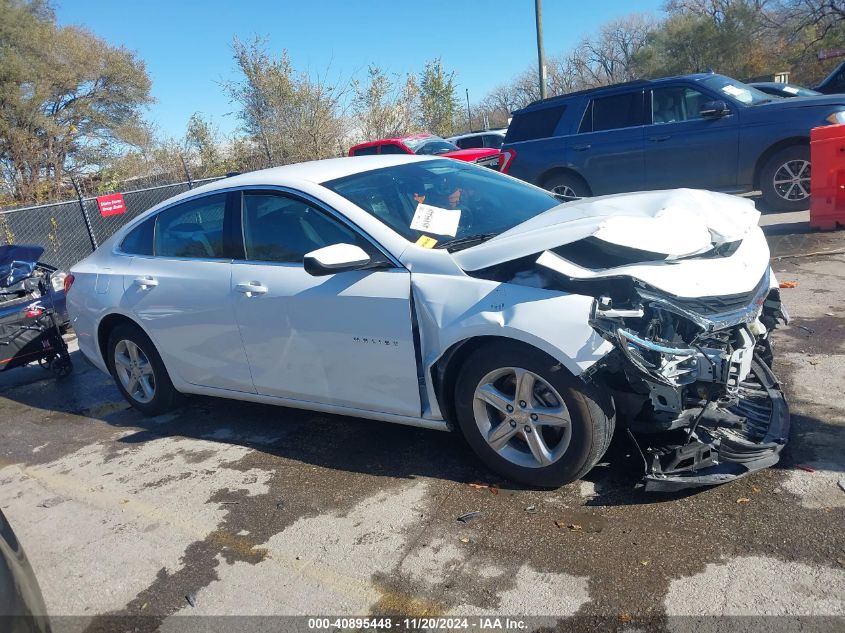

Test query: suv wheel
[454,341,614,488]
[543,172,590,201]
[760,146,811,212]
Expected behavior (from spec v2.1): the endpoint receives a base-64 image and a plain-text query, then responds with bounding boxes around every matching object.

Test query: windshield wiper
[438,232,499,252]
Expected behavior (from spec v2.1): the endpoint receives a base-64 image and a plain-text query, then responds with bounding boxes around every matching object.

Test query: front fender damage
[467,250,791,492]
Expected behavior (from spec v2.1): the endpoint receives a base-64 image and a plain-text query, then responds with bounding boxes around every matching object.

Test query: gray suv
[500,73,845,211]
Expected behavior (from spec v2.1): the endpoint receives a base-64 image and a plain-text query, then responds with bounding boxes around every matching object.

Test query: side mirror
[700,100,729,118]
[303,243,371,277]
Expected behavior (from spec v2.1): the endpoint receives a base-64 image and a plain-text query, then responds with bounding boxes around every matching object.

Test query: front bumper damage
[588,271,791,491]
[636,358,789,492]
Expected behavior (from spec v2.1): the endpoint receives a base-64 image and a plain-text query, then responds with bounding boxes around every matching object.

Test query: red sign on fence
[96,192,126,217]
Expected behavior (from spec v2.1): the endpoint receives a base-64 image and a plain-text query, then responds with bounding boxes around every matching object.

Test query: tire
[543,172,590,201]
[759,145,811,212]
[454,341,615,488]
[107,323,180,416]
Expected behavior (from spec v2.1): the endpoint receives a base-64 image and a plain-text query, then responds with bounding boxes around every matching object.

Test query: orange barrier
[810,123,845,230]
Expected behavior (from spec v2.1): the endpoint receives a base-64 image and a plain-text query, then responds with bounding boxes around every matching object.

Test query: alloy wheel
[472,367,572,468]
[773,159,810,202]
[551,184,578,200]
[113,339,156,404]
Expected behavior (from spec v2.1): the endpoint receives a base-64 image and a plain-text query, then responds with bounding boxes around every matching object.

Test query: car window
[506,105,566,143]
[241,193,373,264]
[323,159,559,246]
[651,87,710,124]
[120,216,155,256]
[154,194,227,259]
[351,145,378,156]
[413,139,459,155]
[587,91,645,132]
[483,134,504,149]
[457,135,484,149]
[379,143,407,155]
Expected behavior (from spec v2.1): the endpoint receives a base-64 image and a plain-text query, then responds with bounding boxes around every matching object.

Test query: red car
[348,133,500,168]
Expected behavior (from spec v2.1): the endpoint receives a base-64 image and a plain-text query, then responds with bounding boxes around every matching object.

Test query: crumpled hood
[455,189,760,270]
[453,189,770,298]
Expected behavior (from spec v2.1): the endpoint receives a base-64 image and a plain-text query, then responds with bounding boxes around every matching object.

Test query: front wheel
[454,341,614,488]
[760,145,811,212]
[107,323,179,416]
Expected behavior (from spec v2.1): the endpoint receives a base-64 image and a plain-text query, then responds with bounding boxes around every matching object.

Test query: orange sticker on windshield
[415,235,438,249]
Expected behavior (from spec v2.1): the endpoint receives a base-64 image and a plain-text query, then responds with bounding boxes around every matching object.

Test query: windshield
[323,160,559,248]
[403,136,458,155]
[700,75,774,105]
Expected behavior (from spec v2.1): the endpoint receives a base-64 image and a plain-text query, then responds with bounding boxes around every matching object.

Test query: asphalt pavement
[0,211,843,633]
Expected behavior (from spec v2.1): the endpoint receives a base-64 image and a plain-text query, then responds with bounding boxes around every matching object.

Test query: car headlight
[51,271,67,292]
[825,111,845,125]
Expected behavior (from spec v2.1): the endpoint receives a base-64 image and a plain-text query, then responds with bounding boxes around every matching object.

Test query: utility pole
[535,0,547,100]
[465,88,472,131]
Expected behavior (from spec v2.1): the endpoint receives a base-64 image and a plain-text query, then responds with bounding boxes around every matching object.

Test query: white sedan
[67,156,790,490]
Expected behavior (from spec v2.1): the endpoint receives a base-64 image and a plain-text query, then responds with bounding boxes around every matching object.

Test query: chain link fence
[0,171,231,271]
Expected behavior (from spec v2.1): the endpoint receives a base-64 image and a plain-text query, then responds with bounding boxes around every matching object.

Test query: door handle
[235,281,268,296]
[648,135,671,142]
[573,144,591,151]
[133,276,158,289]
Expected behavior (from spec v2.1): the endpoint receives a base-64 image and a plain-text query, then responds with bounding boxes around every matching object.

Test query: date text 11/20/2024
[307,617,529,630]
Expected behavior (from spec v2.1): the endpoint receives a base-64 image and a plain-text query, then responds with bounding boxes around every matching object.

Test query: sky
[54,0,666,139]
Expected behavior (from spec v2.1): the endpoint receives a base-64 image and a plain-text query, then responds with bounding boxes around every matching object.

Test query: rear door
[230,190,421,417]
[121,192,254,392]
[567,90,646,195]
[644,84,740,190]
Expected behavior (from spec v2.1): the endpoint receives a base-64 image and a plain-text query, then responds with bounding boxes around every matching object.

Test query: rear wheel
[543,172,590,201]
[107,323,179,416]
[454,341,614,488]
[760,145,810,212]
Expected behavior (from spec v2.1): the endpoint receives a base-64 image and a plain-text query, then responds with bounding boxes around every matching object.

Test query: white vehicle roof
[446,129,507,142]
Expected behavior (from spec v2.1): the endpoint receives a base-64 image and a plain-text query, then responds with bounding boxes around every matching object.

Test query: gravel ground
[0,220,843,633]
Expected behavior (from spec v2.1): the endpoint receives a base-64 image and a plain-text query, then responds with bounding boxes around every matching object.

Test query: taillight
[63,274,75,294]
[499,148,517,174]
[25,307,44,319]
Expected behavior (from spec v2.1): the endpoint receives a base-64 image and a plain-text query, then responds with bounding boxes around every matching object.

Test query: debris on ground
[640,560,650,566]
[275,500,285,510]
[736,497,751,504]
[555,521,583,531]
[467,482,498,494]
[795,464,817,473]
[185,593,196,608]
[457,511,483,524]
[460,537,470,544]
[779,281,798,288]
[795,324,815,335]
[838,479,845,494]
[524,505,538,514]
[36,497,64,508]
[751,486,761,493]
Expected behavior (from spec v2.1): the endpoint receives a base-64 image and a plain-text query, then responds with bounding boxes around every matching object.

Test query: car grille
[674,290,761,316]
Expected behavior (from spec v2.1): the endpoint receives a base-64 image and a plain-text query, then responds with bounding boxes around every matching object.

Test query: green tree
[184,113,223,177]
[0,0,152,202]
[224,36,349,164]
[418,58,459,137]
[352,65,419,141]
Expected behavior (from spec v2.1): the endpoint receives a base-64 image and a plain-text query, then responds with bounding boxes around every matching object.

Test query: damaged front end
[587,269,790,491]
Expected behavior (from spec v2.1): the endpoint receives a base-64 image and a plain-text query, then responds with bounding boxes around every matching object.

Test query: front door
[230,190,421,417]
[644,85,740,190]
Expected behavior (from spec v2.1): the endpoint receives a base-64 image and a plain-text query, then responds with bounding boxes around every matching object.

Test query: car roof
[516,73,718,112]
[350,133,436,150]
[157,155,436,203]
[447,129,507,141]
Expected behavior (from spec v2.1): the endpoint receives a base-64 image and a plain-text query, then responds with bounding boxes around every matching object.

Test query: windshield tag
[410,203,461,237]
[415,235,438,249]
